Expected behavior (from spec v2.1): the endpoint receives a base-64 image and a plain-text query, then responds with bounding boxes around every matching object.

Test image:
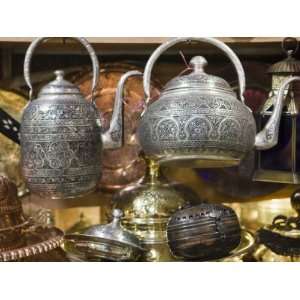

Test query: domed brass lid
[114,159,191,221]
[163,56,235,96]
[268,37,300,74]
[38,70,82,96]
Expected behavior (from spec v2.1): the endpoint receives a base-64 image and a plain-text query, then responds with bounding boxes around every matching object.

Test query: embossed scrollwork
[186,117,211,141]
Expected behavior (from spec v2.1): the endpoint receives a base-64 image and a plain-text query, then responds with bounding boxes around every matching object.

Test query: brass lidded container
[254,37,300,184]
[113,158,197,261]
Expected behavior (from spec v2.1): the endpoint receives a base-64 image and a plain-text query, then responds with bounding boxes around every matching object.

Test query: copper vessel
[0,176,28,251]
[72,63,161,192]
[0,175,65,261]
[167,203,241,260]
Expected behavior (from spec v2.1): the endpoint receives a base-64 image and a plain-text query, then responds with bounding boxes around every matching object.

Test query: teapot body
[138,88,256,168]
[20,93,102,199]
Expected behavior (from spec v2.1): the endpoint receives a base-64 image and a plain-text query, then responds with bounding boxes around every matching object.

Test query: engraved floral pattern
[138,92,256,161]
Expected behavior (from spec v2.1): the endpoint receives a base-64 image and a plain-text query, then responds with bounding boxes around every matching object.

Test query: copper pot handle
[143,37,246,109]
[24,37,99,101]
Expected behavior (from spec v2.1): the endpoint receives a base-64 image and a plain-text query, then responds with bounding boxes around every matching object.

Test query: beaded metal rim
[0,227,64,262]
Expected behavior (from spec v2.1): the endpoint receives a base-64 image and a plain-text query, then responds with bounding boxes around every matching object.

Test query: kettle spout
[254,76,300,150]
[102,70,143,149]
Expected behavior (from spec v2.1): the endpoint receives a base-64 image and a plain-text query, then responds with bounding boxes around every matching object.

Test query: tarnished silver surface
[20,37,123,199]
[138,37,285,168]
[64,209,144,261]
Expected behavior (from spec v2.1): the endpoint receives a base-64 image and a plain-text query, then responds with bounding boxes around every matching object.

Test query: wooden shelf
[0,37,297,56]
[0,37,293,44]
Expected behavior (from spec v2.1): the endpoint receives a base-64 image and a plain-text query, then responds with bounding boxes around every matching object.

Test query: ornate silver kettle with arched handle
[20,37,123,199]
[137,37,283,168]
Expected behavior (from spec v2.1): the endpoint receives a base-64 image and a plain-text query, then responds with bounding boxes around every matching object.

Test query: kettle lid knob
[112,208,123,219]
[190,56,208,73]
[54,70,65,80]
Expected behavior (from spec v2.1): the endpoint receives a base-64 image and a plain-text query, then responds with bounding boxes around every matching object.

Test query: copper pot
[72,63,161,192]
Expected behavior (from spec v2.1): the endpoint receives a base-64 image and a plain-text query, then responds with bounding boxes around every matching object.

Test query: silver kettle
[137,37,283,168]
[20,37,123,199]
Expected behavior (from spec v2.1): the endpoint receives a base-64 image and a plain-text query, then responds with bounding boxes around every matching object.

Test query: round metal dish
[64,209,145,262]
[0,226,64,262]
[216,230,255,262]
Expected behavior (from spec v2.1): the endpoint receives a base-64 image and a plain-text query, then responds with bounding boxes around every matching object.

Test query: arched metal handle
[143,37,246,108]
[23,37,99,101]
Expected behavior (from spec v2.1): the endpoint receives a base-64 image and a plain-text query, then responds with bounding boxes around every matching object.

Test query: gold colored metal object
[113,157,198,261]
[254,189,300,261]
[0,89,27,196]
[216,230,255,262]
[253,244,300,262]
[254,37,300,184]
[226,185,295,232]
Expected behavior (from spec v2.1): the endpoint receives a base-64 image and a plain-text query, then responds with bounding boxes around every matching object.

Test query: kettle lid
[83,209,143,249]
[38,70,82,96]
[268,54,300,75]
[163,56,235,96]
[268,38,300,74]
